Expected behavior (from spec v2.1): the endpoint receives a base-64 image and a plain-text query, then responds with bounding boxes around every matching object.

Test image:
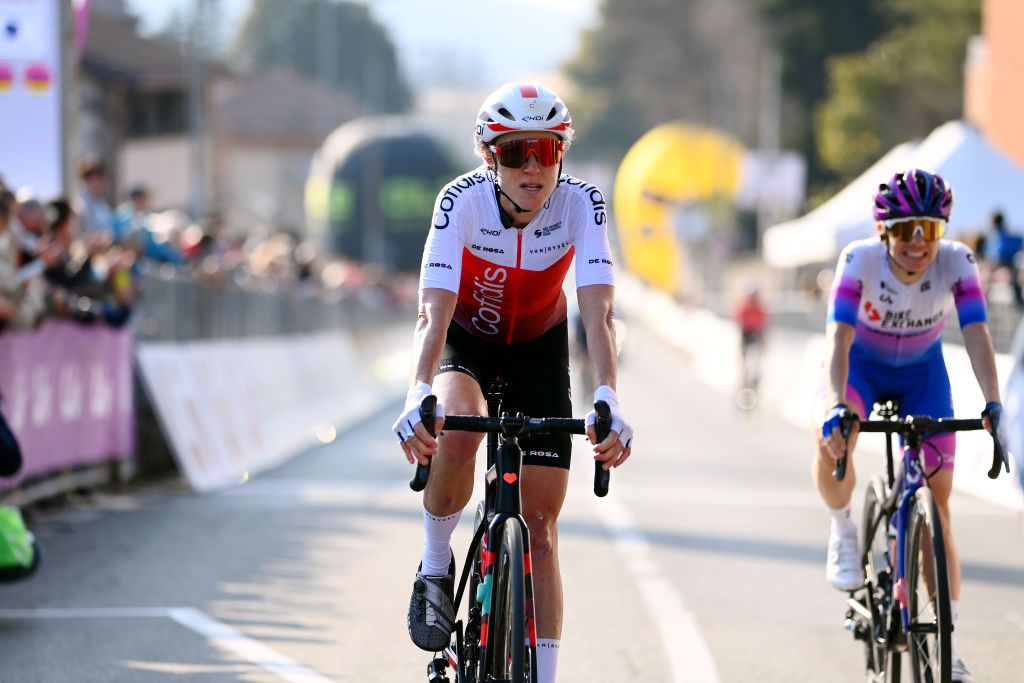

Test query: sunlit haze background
[126,0,600,88]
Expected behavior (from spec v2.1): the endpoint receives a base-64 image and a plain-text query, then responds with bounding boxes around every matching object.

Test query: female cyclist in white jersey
[817,169,1009,682]
[392,82,634,683]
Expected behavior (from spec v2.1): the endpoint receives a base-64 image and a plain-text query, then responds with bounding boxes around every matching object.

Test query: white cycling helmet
[474,82,573,145]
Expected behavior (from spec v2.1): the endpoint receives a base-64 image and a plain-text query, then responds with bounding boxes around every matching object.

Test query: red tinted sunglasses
[490,138,564,169]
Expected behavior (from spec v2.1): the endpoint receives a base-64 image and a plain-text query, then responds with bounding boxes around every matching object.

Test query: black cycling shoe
[407,551,456,652]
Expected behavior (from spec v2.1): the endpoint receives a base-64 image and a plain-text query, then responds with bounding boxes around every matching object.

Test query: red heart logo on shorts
[503,473,518,485]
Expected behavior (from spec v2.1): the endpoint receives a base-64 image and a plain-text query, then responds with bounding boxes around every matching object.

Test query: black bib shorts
[437,319,574,469]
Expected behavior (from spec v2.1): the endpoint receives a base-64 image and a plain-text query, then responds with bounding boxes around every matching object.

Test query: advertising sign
[0,321,134,485]
[0,0,63,198]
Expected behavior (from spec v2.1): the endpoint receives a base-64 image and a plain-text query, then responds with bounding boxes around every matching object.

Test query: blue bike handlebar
[834,414,1009,482]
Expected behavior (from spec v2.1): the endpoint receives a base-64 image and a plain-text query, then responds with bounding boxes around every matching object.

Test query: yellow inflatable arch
[614,123,744,293]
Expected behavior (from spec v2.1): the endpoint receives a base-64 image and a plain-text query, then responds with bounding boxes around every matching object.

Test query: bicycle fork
[476,514,538,682]
[893,453,926,632]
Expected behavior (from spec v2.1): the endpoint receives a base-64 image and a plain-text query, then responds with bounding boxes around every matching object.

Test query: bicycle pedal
[427,657,450,683]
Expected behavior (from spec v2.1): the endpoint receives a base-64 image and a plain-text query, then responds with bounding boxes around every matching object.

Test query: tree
[816,0,980,181]
[758,0,887,187]
[563,0,765,161]
[230,0,410,113]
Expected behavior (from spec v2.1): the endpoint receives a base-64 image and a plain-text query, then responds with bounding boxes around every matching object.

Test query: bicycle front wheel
[906,488,952,683]
[862,476,900,682]
[482,520,530,683]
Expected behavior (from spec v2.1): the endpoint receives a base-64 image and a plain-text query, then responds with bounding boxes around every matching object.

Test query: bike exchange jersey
[826,238,987,367]
[419,168,615,344]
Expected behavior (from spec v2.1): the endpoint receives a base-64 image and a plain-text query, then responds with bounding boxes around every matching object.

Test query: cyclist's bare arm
[577,283,631,467]
[403,288,457,463]
[577,284,617,390]
[822,321,855,459]
[961,322,1001,405]
[962,321,1002,435]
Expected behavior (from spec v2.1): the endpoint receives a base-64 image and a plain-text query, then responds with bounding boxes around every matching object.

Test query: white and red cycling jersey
[419,168,615,344]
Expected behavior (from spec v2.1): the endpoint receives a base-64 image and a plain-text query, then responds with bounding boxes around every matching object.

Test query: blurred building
[79,1,364,238]
[80,0,214,208]
[965,0,1024,167]
[211,69,360,236]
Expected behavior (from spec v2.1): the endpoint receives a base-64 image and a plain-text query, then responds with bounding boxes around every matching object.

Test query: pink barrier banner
[0,320,134,484]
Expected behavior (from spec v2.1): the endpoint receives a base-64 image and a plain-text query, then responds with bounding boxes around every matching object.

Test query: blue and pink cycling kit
[826,238,987,469]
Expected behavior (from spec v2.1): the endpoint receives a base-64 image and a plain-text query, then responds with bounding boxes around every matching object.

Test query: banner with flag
[0,0,64,197]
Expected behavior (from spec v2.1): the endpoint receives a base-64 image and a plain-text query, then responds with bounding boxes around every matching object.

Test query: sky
[124,0,600,90]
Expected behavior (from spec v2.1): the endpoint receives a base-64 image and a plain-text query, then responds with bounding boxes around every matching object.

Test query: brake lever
[982,406,1011,480]
[833,410,857,482]
[409,395,437,492]
[593,400,612,497]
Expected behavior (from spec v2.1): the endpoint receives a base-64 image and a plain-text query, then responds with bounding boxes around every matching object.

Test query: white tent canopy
[764,121,1024,268]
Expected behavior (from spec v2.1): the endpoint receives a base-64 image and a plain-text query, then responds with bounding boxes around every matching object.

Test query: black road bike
[409,380,612,683]
[835,400,1009,683]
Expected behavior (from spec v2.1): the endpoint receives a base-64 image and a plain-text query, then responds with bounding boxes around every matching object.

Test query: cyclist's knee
[525,513,558,560]
[437,431,484,467]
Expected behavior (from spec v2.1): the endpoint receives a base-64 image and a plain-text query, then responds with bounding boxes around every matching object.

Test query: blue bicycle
[836,401,1009,683]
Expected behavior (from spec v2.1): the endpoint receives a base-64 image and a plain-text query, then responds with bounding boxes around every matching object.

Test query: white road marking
[0,607,174,619]
[592,494,720,683]
[168,608,333,683]
[0,607,333,683]
[1008,612,1024,630]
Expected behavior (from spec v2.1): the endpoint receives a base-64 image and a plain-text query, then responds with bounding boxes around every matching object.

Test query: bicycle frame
[474,382,539,682]
[883,426,930,632]
[415,382,612,683]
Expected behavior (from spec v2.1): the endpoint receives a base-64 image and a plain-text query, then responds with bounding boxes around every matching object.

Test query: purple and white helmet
[872,169,954,222]
[474,83,573,145]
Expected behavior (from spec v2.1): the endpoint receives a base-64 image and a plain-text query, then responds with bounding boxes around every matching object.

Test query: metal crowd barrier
[133,264,403,342]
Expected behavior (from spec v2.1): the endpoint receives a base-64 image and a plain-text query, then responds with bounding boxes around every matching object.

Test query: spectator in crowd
[115,188,185,266]
[983,210,1024,308]
[44,199,97,291]
[0,200,20,327]
[0,190,15,233]
[76,159,114,237]
[0,199,51,330]
[112,185,149,244]
[12,197,47,262]
[42,198,129,326]
[0,196,14,264]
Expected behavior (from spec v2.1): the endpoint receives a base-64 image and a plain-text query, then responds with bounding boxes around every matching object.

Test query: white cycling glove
[392,382,445,444]
[585,385,633,448]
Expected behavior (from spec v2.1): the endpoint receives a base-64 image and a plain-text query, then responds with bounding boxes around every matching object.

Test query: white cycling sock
[536,638,559,683]
[828,504,856,535]
[421,507,462,576]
